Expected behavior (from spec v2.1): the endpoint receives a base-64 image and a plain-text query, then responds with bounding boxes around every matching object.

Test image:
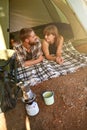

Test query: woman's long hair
[43,25,60,45]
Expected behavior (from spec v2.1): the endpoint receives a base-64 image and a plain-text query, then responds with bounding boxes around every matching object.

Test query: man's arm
[24,55,44,67]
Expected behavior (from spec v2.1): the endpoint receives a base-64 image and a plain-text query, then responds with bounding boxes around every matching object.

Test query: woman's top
[49,44,57,55]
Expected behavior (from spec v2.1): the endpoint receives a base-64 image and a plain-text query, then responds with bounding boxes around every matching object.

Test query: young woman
[42,25,64,64]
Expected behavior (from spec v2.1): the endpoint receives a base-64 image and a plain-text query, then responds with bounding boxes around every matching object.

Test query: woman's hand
[38,55,44,62]
[56,56,64,65]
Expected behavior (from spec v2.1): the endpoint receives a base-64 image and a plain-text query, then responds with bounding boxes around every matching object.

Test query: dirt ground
[0,43,87,130]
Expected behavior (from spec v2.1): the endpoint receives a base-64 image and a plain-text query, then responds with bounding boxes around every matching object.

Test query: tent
[10,0,87,44]
[9,0,87,85]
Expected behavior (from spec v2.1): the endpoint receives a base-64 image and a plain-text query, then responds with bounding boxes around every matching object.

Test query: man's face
[28,31,37,45]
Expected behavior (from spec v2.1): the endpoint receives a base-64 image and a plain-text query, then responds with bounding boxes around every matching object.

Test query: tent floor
[73,38,87,54]
[75,42,87,54]
[0,43,87,130]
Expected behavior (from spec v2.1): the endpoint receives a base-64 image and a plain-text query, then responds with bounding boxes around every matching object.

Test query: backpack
[0,71,19,113]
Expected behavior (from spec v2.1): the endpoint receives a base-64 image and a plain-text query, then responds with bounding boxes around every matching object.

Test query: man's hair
[19,28,33,42]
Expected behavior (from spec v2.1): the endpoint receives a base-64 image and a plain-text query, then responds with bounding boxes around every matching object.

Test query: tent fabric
[10,0,53,32]
[52,0,87,39]
[67,0,87,31]
[14,41,87,87]
[10,0,87,41]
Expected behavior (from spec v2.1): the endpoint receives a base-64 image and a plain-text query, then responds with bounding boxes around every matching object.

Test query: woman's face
[45,34,55,44]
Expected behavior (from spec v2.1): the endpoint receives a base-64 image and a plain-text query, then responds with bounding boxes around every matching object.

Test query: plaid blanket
[16,41,87,86]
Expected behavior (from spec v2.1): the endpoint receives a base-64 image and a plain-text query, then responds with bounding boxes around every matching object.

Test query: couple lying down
[12,25,87,86]
[12,24,64,69]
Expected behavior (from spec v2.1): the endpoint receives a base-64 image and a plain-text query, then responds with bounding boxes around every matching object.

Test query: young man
[14,28,44,67]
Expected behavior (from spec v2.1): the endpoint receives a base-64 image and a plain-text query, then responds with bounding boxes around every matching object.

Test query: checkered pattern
[31,39,43,59]
[16,41,87,86]
[13,39,43,67]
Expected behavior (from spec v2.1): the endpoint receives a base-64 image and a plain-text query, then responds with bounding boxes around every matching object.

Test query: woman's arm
[56,36,64,57]
[42,40,56,61]
[56,36,64,64]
